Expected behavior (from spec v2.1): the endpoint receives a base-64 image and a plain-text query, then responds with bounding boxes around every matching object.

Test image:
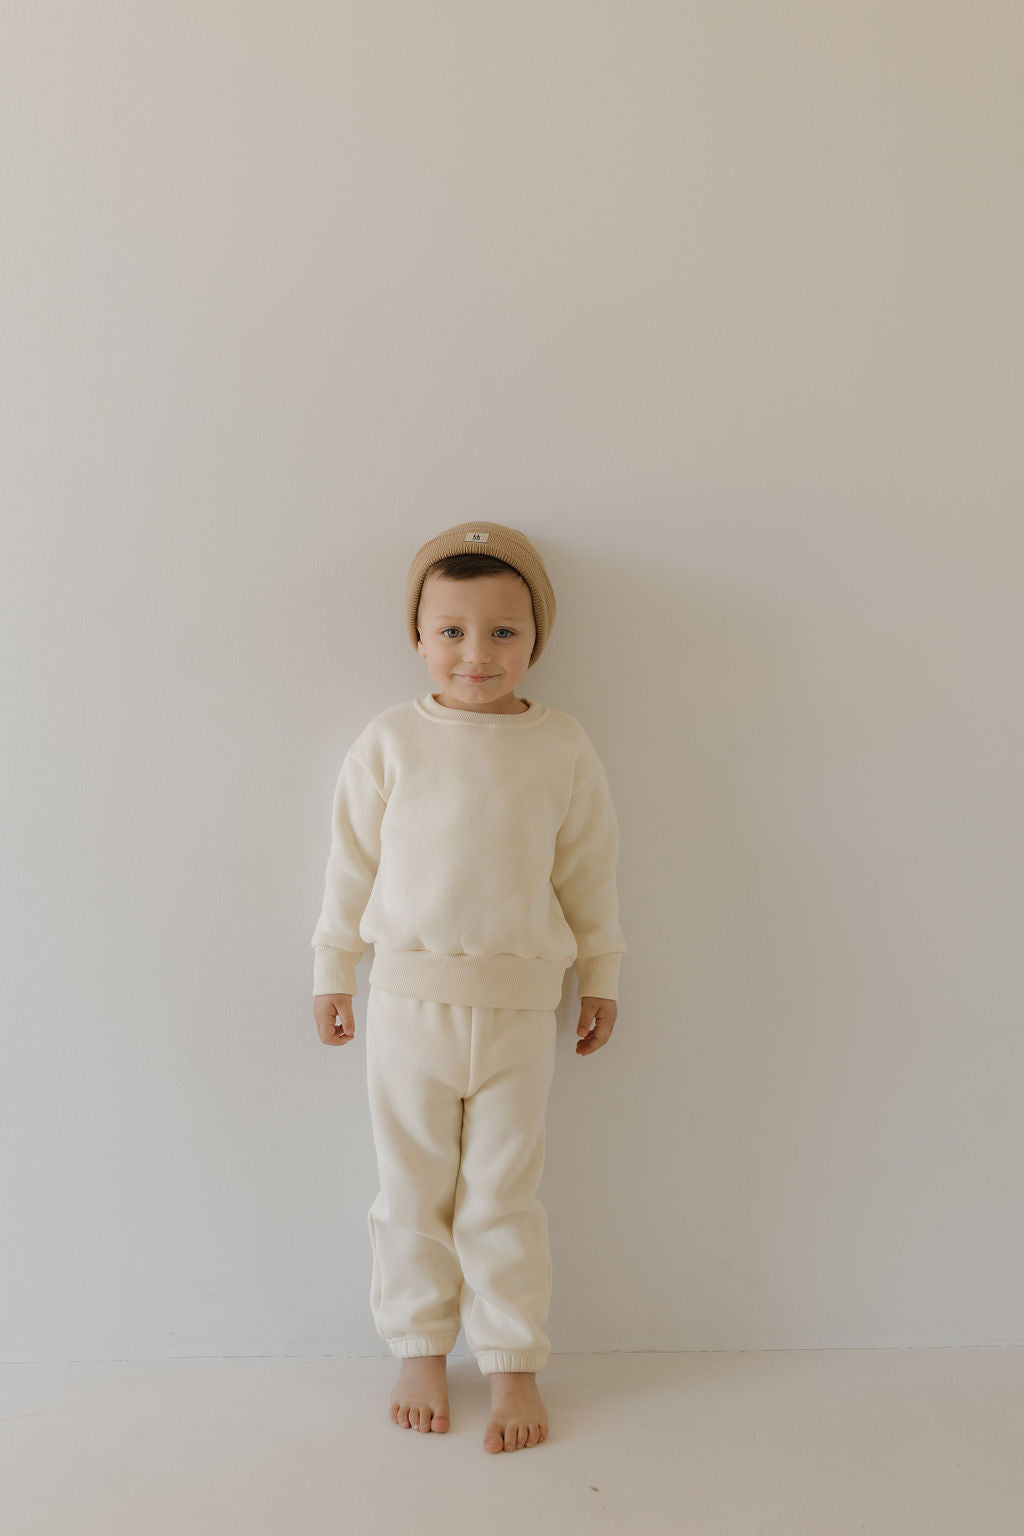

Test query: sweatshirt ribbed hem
[368,947,569,1011]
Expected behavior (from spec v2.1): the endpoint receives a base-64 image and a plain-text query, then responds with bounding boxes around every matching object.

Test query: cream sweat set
[311,689,626,1375]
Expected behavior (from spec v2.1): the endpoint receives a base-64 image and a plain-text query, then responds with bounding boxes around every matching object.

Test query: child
[310,520,626,1453]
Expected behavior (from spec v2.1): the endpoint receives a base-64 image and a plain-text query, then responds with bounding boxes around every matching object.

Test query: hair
[423,553,525,584]
[416,554,530,637]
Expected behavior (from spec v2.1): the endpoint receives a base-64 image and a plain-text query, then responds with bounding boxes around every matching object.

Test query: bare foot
[483,1371,549,1452]
[389,1355,450,1433]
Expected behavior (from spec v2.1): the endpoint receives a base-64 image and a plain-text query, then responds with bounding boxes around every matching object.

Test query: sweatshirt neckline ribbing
[415,692,548,727]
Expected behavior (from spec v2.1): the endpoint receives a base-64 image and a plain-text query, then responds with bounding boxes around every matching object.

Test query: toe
[483,1420,505,1453]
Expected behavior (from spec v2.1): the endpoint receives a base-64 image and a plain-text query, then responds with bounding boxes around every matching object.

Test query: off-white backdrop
[2,3,1021,1363]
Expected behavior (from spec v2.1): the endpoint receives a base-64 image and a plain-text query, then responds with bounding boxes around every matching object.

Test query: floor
[2,1347,1021,1534]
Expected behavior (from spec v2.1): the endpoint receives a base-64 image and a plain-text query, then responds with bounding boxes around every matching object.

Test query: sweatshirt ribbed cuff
[574,952,622,1001]
[313,946,363,997]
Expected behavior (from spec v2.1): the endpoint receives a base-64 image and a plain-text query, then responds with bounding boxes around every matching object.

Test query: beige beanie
[406,521,556,667]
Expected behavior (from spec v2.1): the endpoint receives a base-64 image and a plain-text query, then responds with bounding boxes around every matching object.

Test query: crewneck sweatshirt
[310,691,627,1010]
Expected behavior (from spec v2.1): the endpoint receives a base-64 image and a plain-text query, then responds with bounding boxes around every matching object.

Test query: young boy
[310,521,626,1453]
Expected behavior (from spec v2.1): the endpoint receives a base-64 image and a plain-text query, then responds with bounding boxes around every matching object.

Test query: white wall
[2,2,1021,1362]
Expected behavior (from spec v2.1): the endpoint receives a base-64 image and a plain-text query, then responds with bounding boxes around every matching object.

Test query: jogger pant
[364,985,558,1375]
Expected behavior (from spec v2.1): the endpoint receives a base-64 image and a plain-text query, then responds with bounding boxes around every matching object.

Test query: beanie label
[464,531,489,543]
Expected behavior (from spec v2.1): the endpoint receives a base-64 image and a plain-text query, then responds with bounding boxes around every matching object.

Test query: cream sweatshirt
[310,691,626,1010]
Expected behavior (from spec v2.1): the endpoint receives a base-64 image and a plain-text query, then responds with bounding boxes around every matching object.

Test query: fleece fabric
[310,691,626,1009]
[364,987,558,1374]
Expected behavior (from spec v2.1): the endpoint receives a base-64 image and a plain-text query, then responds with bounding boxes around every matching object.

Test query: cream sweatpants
[364,984,558,1376]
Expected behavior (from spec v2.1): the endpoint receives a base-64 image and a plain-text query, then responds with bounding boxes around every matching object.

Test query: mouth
[459,675,495,682]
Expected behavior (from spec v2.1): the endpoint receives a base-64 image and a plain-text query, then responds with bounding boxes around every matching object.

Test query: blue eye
[441,628,514,638]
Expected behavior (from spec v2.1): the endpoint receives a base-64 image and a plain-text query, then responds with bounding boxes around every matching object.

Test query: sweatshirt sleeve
[550,757,627,1002]
[310,752,386,997]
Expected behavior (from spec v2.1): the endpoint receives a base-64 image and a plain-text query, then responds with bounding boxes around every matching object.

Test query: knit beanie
[406,521,556,667]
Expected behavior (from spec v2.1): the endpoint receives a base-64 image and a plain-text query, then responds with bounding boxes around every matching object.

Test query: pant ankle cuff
[475,1349,549,1375]
[387,1334,459,1358]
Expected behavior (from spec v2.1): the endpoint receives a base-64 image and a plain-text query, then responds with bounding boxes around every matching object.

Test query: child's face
[416,570,537,713]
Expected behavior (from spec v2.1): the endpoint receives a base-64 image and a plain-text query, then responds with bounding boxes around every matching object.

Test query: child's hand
[576,997,617,1056]
[314,994,356,1047]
